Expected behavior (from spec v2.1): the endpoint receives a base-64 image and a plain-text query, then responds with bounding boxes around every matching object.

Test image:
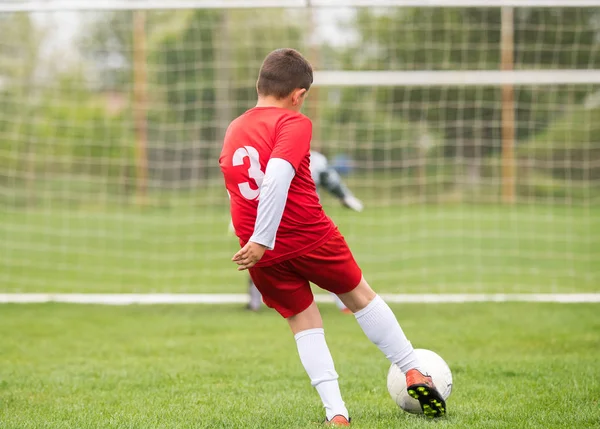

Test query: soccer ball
[387,349,453,414]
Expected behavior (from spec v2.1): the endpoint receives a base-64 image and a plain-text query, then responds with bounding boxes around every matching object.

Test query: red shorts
[248,228,362,318]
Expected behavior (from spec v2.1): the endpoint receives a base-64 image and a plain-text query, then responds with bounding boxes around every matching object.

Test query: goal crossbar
[313,70,600,87]
[1,0,600,12]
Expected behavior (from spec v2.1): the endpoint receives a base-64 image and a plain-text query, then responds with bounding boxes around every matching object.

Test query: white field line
[0,293,599,305]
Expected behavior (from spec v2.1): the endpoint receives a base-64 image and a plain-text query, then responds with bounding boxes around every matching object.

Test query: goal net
[0,0,598,296]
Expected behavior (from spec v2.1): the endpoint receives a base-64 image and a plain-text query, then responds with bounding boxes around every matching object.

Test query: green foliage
[518,105,600,181]
[227,9,306,112]
[320,88,443,166]
[352,7,600,71]
[86,8,306,140]
[340,7,600,152]
[4,8,599,195]
[145,9,306,180]
[0,12,41,83]
[34,101,131,177]
[150,10,221,128]
[79,11,134,91]
[0,75,133,183]
[514,8,600,68]
[516,173,597,202]
[0,13,44,181]
[354,8,500,71]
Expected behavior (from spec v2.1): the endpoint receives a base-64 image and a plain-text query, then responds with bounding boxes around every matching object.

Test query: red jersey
[219,107,335,267]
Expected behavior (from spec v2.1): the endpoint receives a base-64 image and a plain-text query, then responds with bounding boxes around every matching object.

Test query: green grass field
[1,302,599,428]
[2,187,599,427]
[1,198,598,294]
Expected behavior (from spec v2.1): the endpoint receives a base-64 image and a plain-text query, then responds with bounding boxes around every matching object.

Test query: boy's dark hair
[256,48,313,99]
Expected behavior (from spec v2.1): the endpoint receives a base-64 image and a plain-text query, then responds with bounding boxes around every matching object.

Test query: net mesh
[0,5,598,294]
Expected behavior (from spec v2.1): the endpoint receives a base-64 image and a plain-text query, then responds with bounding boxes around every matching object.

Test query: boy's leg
[288,302,349,422]
[249,265,349,423]
[337,278,421,373]
[295,230,446,418]
[338,279,446,418]
[332,293,351,313]
[292,230,422,373]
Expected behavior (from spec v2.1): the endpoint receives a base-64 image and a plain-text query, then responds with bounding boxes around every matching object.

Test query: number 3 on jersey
[233,146,265,200]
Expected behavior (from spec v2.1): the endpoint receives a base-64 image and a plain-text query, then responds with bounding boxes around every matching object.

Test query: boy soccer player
[246,150,363,312]
[219,48,446,425]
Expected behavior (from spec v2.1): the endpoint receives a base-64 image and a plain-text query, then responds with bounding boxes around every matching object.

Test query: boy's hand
[232,242,267,271]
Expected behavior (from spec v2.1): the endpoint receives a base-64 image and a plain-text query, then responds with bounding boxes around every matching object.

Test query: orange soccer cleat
[405,369,447,418]
[324,415,351,426]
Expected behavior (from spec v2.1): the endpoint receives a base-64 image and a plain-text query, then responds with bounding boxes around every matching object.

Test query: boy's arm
[232,115,311,271]
[231,158,294,270]
[249,158,295,249]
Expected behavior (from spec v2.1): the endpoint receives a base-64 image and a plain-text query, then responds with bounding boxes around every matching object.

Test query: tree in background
[3,7,597,204]
[0,13,40,177]
[0,13,133,205]
[81,8,305,186]
[331,7,600,183]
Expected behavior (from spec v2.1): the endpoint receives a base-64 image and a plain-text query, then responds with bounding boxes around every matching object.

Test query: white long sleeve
[249,157,295,250]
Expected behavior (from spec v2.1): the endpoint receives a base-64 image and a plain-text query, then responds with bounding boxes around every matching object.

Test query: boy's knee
[337,278,376,313]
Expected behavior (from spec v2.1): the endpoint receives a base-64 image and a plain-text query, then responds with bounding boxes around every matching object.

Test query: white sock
[354,295,422,374]
[294,328,349,420]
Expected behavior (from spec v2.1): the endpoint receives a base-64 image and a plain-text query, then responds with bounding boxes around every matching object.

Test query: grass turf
[1,201,598,294]
[0,302,598,428]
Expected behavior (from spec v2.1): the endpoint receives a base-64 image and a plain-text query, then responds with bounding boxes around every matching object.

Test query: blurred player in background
[245,150,363,312]
[219,48,446,425]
